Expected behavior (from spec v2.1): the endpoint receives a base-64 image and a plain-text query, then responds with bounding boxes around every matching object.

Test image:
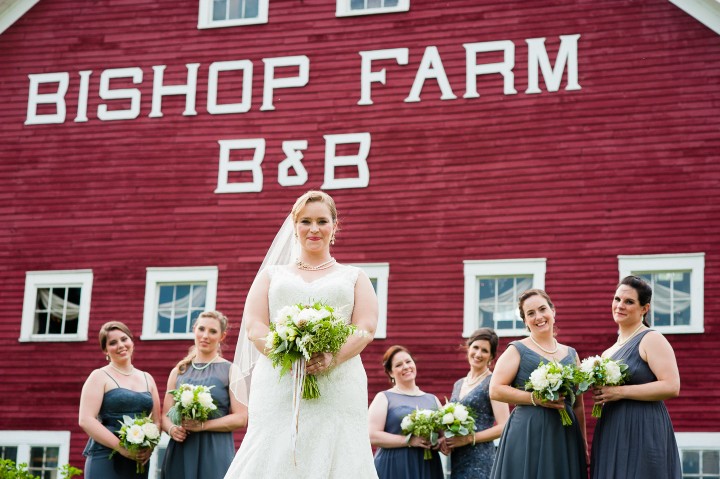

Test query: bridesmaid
[446,328,509,479]
[368,345,446,479]
[79,321,162,479]
[591,276,681,478]
[489,289,587,479]
[161,311,247,479]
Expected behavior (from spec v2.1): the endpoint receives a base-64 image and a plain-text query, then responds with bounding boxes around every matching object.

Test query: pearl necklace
[191,354,219,371]
[616,324,645,347]
[465,368,490,386]
[529,335,559,354]
[295,257,336,271]
[109,363,134,376]
[392,385,422,396]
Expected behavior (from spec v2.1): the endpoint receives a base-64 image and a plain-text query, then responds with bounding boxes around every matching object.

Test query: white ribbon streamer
[291,357,307,466]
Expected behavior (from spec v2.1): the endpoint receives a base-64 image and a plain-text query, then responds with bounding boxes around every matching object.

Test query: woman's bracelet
[530,393,537,407]
[405,434,412,447]
[169,425,178,435]
[472,433,476,446]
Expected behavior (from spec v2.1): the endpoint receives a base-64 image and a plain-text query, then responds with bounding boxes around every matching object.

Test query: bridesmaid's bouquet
[265,301,356,399]
[437,401,476,440]
[166,383,219,425]
[576,355,630,418]
[524,360,577,426]
[110,413,160,473]
[401,408,442,460]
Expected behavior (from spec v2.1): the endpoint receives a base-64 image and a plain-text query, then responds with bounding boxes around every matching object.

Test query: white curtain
[38,289,80,320]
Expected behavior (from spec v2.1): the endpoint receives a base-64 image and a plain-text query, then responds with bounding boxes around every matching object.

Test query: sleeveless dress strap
[143,372,150,391]
[101,369,121,388]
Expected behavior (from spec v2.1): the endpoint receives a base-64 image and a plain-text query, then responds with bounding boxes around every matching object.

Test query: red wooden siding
[1,0,719,468]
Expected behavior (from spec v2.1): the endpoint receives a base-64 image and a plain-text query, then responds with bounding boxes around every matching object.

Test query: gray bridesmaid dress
[161,360,235,479]
[591,329,681,479]
[490,341,587,479]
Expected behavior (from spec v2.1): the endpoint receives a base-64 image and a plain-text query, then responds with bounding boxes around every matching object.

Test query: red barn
[1,0,719,476]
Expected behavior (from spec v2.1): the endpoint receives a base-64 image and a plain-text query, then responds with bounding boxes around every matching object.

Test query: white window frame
[463,258,546,338]
[618,253,705,334]
[351,263,389,339]
[141,266,218,340]
[198,0,269,29]
[676,432,720,478]
[19,270,93,342]
[147,433,170,479]
[336,0,409,17]
[0,431,70,473]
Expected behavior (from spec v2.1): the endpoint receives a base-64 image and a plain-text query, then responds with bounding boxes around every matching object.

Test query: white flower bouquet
[166,383,219,425]
[110,413,160,473]
[576,355,630,417]
[524,360,577,426]
[400,408,441,460]
[265,301,356,399]
[437,401,476,440]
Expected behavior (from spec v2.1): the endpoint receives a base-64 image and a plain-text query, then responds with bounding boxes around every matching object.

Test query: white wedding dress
[224,264,378,479]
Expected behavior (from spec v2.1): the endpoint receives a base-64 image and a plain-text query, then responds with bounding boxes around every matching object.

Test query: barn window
[336,0,409,17]
[676,433,720,478]
[19,270,93,342]
[463,259,546,338]
[198,0,269,29]
[141,266,218,340]
[618,253,704,334]
[351,263,389,339]
[0,431,70,478]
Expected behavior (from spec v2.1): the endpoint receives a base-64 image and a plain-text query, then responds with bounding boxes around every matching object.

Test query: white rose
[277,305,299,322]
[529,368,550,390]
[142,422,160,440]
[126,424,145,444]
[454,406,469,422]
[315,308,331,320]
[275,324,288,341]
[604,361,622,384]
[546,372,562,388]
[198,392,214,409]
[400,416,413,430]
[297,308,321,324]
[180,390,194,408]
[419,409,434,419]
[265,331,277,350]
[442,412,454,425]
[580,356,600,374]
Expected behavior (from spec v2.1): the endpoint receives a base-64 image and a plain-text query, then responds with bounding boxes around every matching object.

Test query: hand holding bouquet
[437,401,476,443]
[110,413,160,473]
[525,361,577,426]
[401,408,442,460]
[166,383,218,425]
[577,355,629,417]
[265,301,356,399]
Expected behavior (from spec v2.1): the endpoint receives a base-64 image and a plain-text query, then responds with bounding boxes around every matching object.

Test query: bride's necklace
[192,354,219,371]
[529,335,559,354]
[465,368,490,386]
[109,363,134,376]
[295,257,336,271]
[616,324,645,347]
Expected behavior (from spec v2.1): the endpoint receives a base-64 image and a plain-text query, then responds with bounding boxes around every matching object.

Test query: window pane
[1,446,18,461]
[351,0,365,9]
[190,309,203,329]
[479,279,494,302]
[159,285,174,305]
[245,0,259,18]
[35,311,50,334]
[173,313,190,333]
[480,310,494,328]
[675,300,691,326]
[367,0,382,7]
[213,0,227,20]
[157,310,171,334]
[385,0,399,6]
[704,450,720,474]
[176,285,191,306]
[674,272,691,294]
[683,450,700,473]
[191,284,207,307]
[370,278,378,292]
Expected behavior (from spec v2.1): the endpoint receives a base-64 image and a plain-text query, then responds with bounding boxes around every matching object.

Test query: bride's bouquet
[437,401,476,440]
[166,383,219,425]
[525,360,577,426]
[401,408,442,460]
[576,355,630,418]
[110,413,160,473]
[265,301,356,399]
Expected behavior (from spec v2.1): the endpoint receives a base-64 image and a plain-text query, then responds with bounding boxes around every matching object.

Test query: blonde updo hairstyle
[290,190,339,228]
[176,311,229,374]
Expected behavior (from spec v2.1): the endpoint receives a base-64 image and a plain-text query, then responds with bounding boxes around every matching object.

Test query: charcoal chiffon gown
[83,372,154,479]
[591,329,681,479]
[373,391,444,479]
[161,360,235,479]
[490,341,587,479]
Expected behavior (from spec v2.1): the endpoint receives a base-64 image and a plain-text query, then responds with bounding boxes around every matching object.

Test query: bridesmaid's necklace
[392,385,421,396]
[529,335,559,354]
[465,368,490,386]
[616,324,645,347]
[109,363,134,376]
[295,257,336,271]
[192,354,219,371]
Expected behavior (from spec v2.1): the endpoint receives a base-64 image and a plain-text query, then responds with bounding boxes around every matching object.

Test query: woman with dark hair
[79,321,162,478]
[489,289,587,479]
[368,345,445,479]
[161,311,247,479]
[591,276,681,479]
[446,328,509,479]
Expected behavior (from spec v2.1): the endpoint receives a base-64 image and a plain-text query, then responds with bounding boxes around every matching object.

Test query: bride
[224,191,379,478]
